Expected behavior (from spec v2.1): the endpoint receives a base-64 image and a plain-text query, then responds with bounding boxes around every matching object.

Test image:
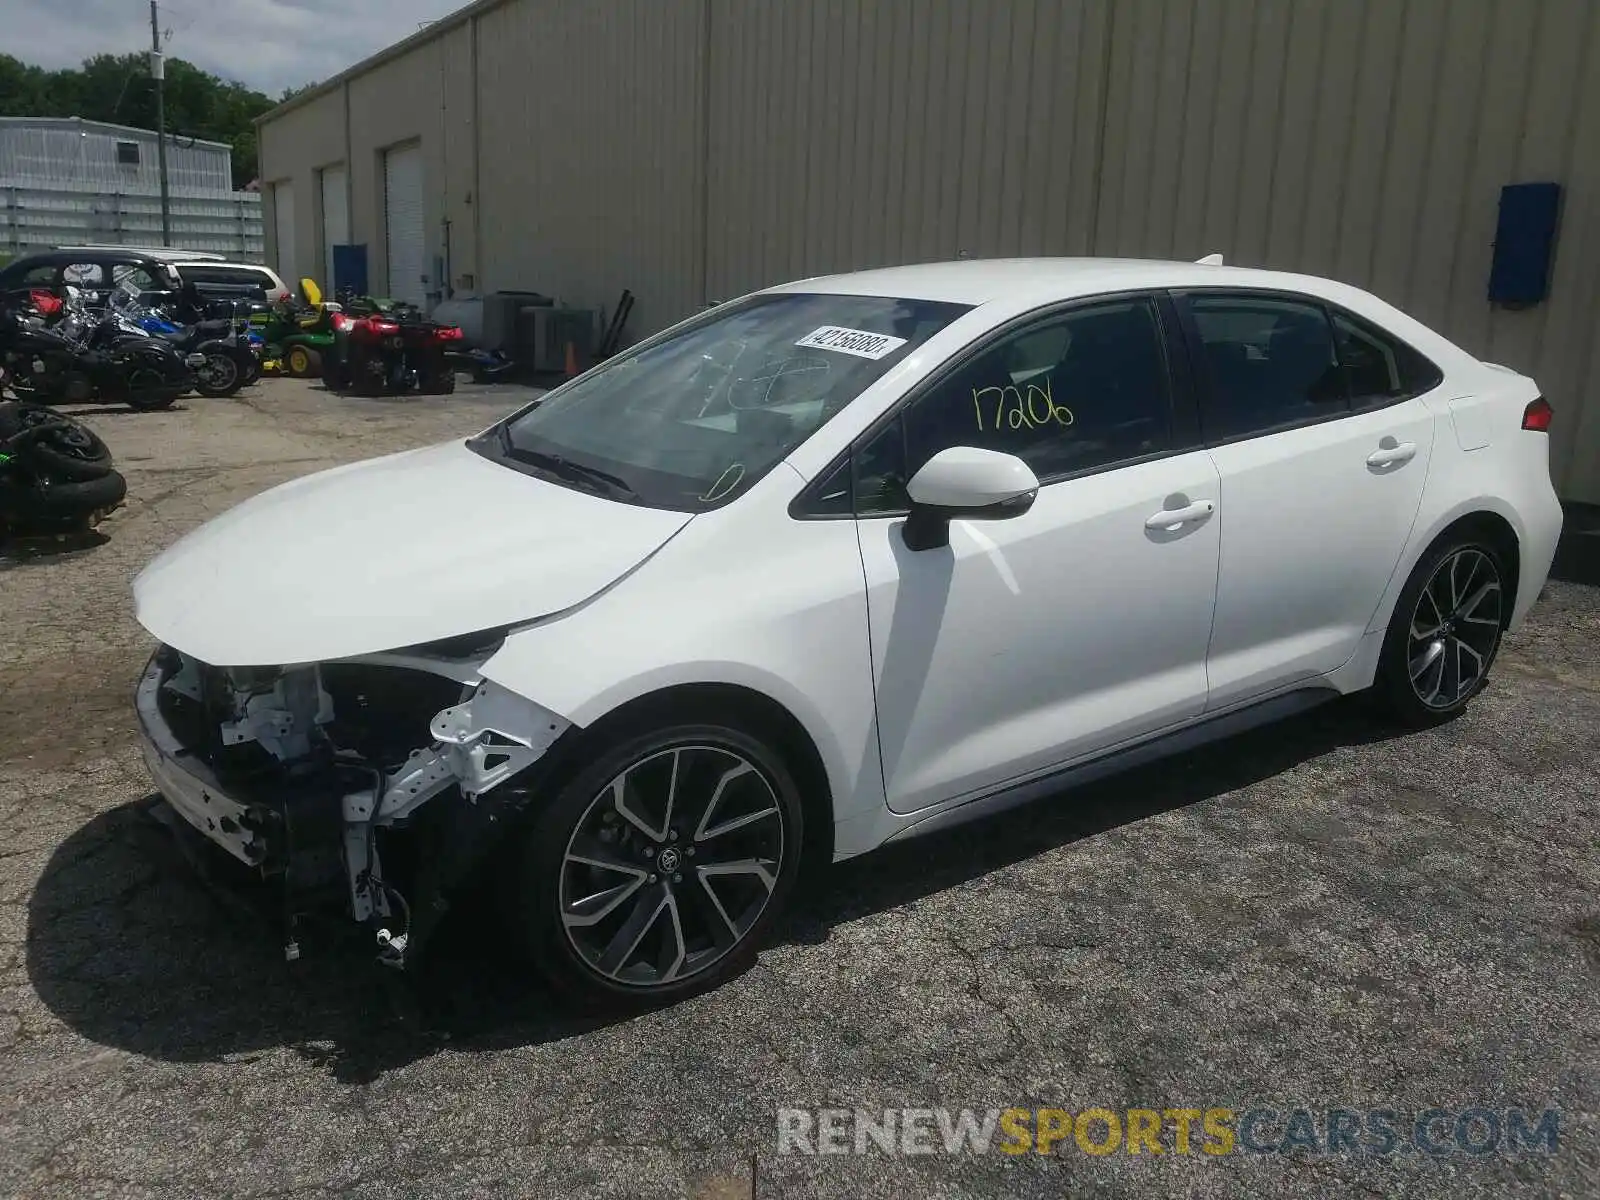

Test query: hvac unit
[483,290,552,351]
[515,305,599,372]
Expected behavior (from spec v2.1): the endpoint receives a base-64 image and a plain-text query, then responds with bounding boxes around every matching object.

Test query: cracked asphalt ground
[1,378,1597,1199]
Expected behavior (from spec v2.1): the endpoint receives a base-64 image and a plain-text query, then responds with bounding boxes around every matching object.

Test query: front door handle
[1366,441,1417,468]
[1145,499,1215,530]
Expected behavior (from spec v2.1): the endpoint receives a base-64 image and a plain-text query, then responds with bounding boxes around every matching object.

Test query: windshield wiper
[511,447,638,499]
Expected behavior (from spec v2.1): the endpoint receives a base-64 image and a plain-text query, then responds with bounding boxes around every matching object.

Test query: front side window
[113,265,161,291]
[487,292,970,511]
[852,298,1172,514]
[1188,294,1346,440]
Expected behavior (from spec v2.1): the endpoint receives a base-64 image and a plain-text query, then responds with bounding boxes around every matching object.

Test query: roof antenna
[1195,252,1224,266]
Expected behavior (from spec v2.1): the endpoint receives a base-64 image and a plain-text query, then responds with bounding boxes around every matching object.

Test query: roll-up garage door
[319,164,348,295]
[272,181,296,284]
[383,144,425,308]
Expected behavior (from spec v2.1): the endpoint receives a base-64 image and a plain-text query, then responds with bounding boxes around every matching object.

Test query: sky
[0,0,467,97]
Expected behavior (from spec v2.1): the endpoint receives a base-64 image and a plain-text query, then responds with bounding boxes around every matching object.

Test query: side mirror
[901,446,1040,551]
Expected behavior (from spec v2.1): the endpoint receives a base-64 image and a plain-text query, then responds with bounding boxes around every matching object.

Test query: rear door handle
[1366,441,1417,468]
[1145,499,1215,530]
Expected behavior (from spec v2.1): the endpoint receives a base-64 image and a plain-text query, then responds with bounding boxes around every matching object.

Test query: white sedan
[132,257,1564,1008]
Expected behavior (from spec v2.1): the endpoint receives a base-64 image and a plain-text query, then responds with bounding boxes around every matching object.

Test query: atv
[323,298,462,396]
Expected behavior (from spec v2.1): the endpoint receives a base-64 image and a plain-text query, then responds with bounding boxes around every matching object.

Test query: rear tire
[0,469,126,520]
[125,388,179,412]
[420,369,456,395]
[514,720,804,1012]
[118,367,180,411]
[0,402,114,480]
[1374,534,1507,726]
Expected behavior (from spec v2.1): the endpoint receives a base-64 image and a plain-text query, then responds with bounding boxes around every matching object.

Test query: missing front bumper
[133,649,572,969]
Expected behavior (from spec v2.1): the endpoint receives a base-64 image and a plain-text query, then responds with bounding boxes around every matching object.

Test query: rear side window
[17,263,58,286]
[179,265,265,287]
[1331,310,1443,404]
[1188,295,1346,440]
[62,262,104,286]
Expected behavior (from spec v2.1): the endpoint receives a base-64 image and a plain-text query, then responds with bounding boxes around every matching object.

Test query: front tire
[285,345,321,378]
[1375,535,1507,725]
[516,723,804,1010]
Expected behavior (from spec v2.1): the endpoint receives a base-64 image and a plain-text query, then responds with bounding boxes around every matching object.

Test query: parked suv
[168,261,291,305]
[0,248,184,308]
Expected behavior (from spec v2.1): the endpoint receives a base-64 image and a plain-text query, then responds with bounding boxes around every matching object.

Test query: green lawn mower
[252,278,341,378]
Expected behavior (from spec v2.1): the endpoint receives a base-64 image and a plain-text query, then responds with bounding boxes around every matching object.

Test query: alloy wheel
[1407,547,1503,709]
[559,744,786,988]
[198,353,238,392]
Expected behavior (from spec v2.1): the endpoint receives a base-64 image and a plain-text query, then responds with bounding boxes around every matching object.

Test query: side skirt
[882,687,1335,845]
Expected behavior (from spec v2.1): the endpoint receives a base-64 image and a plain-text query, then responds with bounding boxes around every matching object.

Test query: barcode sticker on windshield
[795,326,908,360]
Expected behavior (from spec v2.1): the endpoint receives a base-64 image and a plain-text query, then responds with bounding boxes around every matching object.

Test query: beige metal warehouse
[258,0,1600,503]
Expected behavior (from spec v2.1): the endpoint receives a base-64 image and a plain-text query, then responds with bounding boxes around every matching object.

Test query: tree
[0,52,280,188]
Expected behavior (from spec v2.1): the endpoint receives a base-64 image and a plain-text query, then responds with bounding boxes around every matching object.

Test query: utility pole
[149,0,171,245]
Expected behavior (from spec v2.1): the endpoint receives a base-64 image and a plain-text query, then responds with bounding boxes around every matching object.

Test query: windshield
[108,282,144,310]
[484,292,969,510]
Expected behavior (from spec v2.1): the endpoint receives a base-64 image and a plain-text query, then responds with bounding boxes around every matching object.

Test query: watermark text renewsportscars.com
[776,1105,1560,1158]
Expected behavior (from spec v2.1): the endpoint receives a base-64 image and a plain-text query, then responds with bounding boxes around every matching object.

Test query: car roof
[2,248,173,268]
[763,255,1478,373]
[169,260,270,270]
[765,256,1376,307]
[53,245,224,261]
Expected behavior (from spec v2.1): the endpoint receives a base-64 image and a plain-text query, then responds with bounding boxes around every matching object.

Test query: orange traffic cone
[564,341,578,378]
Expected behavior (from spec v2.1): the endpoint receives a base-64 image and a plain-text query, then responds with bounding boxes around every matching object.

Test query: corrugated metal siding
[705,0,1112,300]
[1081,0,1600,500]
[700,0,1599,501]
[258,88,347,286]
[0,121,234,193]
[475,0,706,334]
[260,0,1600,501]
[1,186,262,258]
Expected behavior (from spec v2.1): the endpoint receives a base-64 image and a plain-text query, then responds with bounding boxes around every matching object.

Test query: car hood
[134,439,693,666]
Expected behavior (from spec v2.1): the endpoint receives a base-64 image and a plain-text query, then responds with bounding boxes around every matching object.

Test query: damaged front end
[135,640,570,967]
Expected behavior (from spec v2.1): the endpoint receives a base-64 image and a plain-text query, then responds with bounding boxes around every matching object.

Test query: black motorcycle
[105,285,256,398]
[0,400,127,539]
[0,289,197,411]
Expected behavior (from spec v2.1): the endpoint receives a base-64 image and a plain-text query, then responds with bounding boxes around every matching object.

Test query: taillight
[332,314,352,332]
[1522,396,1553,431]
[436,325,463,340]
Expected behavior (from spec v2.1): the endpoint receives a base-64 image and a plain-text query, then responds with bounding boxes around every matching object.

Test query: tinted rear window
[177,266,273,288]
